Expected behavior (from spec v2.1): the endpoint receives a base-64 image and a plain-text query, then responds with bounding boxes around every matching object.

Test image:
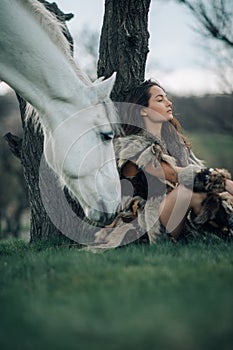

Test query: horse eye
[99,131,114,142]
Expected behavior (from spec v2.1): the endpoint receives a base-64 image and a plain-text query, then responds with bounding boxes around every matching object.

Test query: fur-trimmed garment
[91,132,233,249]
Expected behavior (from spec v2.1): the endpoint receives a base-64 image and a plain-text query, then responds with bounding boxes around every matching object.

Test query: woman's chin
[162,114,173,122]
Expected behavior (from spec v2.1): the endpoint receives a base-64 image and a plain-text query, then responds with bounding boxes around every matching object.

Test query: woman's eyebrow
[155,93,165,98]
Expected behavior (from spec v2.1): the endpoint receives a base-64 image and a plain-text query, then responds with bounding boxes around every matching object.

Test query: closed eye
[99,131,114,142]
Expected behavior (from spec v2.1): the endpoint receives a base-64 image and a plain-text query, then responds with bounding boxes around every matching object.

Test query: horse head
[44,73,122,225]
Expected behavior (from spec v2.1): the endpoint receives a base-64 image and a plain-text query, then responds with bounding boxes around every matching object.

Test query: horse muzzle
[85,207,119,226]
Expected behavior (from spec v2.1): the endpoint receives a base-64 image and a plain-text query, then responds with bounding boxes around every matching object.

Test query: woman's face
[144,85,173,122]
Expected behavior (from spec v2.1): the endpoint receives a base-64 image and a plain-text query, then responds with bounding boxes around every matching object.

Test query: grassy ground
[0,238,233,350]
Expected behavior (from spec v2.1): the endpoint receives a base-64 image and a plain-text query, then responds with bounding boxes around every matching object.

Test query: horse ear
[93,76,105,85]
[96,72,116,101]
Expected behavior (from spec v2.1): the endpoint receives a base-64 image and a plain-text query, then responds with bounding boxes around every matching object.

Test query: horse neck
[0,0,96,131]
[22,0,92,87]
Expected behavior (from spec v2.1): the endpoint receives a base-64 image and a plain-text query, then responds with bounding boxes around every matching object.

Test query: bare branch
[175,0,233,47]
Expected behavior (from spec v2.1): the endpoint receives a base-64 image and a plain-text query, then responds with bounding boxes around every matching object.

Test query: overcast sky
[0,0,224,96]
[55,0,224,96]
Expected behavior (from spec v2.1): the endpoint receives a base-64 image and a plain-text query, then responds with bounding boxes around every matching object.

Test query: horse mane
[22,0,92,85]
[22,0,122,137]
[22,0,89,128]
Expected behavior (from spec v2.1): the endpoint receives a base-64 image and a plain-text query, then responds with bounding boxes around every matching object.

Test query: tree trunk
[97,0,151,101]
[16,97,61,243]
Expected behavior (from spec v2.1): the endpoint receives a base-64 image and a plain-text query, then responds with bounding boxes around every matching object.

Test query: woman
[112,79,233,244]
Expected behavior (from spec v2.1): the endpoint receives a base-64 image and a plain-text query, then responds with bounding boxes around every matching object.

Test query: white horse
[0,0,121,225]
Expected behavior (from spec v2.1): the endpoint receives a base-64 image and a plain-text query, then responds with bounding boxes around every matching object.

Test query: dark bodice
[120,163,168,200]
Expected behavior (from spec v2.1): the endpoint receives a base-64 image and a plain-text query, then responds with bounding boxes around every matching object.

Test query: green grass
[0,239,233,350]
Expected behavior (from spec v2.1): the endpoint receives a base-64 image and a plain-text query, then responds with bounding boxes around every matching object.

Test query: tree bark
[17,97,59,242]
[97,0,151,101]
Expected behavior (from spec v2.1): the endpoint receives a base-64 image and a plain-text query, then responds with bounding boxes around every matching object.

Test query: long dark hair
[121,79,191,150]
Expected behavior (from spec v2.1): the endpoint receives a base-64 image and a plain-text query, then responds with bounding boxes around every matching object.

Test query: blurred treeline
[0,91,29,239]
[0,89,233,238]
[173,93,233,173]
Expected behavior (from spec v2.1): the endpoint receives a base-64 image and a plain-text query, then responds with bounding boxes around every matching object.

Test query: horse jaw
[67,171,121,226]
[65,145,121,225]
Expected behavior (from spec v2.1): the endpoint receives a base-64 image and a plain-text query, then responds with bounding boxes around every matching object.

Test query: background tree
[76,28,99,81]
[170,0,233,92]
[0,93,29,238]
[0,136,28,238]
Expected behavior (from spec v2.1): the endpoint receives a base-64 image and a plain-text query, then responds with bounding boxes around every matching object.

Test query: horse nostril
[102,212,117,226]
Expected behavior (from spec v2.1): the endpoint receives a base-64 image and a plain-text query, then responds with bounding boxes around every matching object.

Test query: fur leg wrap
[184,192,233,240]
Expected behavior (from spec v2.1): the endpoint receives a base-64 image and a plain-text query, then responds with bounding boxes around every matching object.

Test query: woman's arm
[121,159,178,183]
[145,161,178,183]
[225,179,233,195]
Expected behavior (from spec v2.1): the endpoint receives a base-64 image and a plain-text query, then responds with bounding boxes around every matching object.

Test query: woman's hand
[225,179,233,195]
